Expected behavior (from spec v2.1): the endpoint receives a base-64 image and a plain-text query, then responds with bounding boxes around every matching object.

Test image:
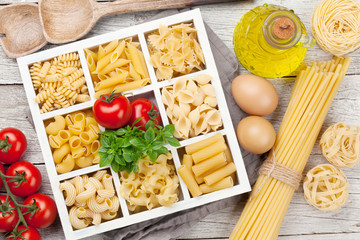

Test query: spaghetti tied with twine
[249,149,303,201]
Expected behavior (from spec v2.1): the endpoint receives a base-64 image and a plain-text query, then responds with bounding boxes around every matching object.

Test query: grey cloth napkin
[100,9,264,240]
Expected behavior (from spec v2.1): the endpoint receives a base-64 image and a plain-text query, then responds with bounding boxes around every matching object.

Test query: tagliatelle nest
[320,122,360,168]
[303,164,349,212]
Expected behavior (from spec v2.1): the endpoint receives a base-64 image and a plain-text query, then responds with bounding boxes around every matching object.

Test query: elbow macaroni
[46,110,101,174]
[61,170,120,229]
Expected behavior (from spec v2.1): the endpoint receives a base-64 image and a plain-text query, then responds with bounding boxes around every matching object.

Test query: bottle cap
[272,17,295,40]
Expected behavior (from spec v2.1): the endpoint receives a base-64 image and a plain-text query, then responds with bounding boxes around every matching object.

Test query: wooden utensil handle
[97,0,240,17]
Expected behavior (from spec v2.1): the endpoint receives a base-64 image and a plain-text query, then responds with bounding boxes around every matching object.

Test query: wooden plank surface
[0,0,360,239]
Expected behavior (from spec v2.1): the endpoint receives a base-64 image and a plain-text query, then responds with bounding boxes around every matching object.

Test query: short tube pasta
[199,176,234,194]
[84,39,150,98]
[185,133,224,154]
[192,152,226,177]
[178,165,202,197]
[204,162,236,185]
[192,140,227,164]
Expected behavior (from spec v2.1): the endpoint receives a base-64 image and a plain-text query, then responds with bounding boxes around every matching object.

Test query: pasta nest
[303,164,349,212]
[320,122,360,168]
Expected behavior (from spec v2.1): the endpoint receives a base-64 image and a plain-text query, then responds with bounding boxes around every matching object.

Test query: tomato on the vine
[6,161,41,197]
[128,98,162,131]
[7,225,41,240]
[0,195,19,232]
[0,163,4,188]
[0,128,27,164]
[93,91,132,129]
[23,193,57,229]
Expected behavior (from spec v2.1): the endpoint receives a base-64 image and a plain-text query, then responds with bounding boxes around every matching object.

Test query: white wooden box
[17,9,251,240]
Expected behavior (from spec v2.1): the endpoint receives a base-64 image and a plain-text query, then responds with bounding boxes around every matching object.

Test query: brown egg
[231,74,278,116]
[236,116,276,154]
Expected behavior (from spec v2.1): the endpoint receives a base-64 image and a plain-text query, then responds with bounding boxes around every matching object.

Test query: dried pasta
[147,23,205,80]
[320,122,360,168]
[303,164,349,212]
[84,38,150,98]
[46,110,100,173]
[162,74,222,139]
[29,52,90,113]
[60,170,120,229]
[119,153,179,212]
[177,134,235,197]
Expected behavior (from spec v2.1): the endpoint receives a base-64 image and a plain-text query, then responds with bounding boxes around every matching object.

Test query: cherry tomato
[0,195,19,232]
[128,98,162,131]
[7,225,41,240]
[6,161,41,197]
[0,163,4,188]
[93,92,132,129]
[0,128,27,164]
[23,193,57,229]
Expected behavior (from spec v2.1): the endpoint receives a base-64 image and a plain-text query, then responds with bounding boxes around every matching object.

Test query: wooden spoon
[39,0,239,44]
[0,3,47,58]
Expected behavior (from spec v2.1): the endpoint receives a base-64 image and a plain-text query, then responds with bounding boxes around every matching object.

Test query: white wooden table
[0,0,359,239]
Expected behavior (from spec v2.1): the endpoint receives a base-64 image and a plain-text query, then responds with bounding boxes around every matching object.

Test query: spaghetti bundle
[312,0,360,56]
[230,56,351,240]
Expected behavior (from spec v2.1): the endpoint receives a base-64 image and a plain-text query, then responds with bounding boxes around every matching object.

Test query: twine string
[249,150,303,201]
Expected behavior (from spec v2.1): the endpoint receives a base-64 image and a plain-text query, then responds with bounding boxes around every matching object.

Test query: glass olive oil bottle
[233,4,315,78]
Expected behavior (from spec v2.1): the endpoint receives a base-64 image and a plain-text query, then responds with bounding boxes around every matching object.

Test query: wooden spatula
[39,0,239,44]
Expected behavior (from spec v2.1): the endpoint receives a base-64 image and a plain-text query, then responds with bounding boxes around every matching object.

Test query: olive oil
[233,4,314,78]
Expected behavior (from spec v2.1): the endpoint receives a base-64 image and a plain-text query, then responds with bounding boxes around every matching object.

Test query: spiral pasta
[303,164,349,212]
[29,52,90,113]
[320,122,360,168]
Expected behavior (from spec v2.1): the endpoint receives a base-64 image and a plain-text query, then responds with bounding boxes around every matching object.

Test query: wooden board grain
[0,0,360,239]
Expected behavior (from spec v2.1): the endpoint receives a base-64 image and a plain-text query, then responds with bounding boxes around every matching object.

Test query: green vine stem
[0,171,31,230]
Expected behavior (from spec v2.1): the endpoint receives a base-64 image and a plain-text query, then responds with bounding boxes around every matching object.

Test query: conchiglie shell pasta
[200,84,216,97]
[161,75,222,139]
[194,74,212,85]
[177,90,194,103]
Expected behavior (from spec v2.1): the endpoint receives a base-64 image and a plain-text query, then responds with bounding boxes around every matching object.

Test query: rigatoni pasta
[29,52,90,113]
[45,110,101,174]
[84,38,150,98]
[177,134,236,196]
[60,170,120,229]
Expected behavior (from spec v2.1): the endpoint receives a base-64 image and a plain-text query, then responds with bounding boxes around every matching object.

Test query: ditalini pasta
[119,153,179,212]
[303,164,349,212]
[45,110,101,173]
[147,23,205,80]
[162,74,222,139]
[230,56,351,240]
[60,170,120,229]
[30,52,90,113]
[84,38,150,98]
[320,122,360,168]
[178,133,235,197]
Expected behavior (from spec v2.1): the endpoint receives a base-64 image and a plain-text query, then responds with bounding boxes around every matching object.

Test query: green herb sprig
[98,119,180,173]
